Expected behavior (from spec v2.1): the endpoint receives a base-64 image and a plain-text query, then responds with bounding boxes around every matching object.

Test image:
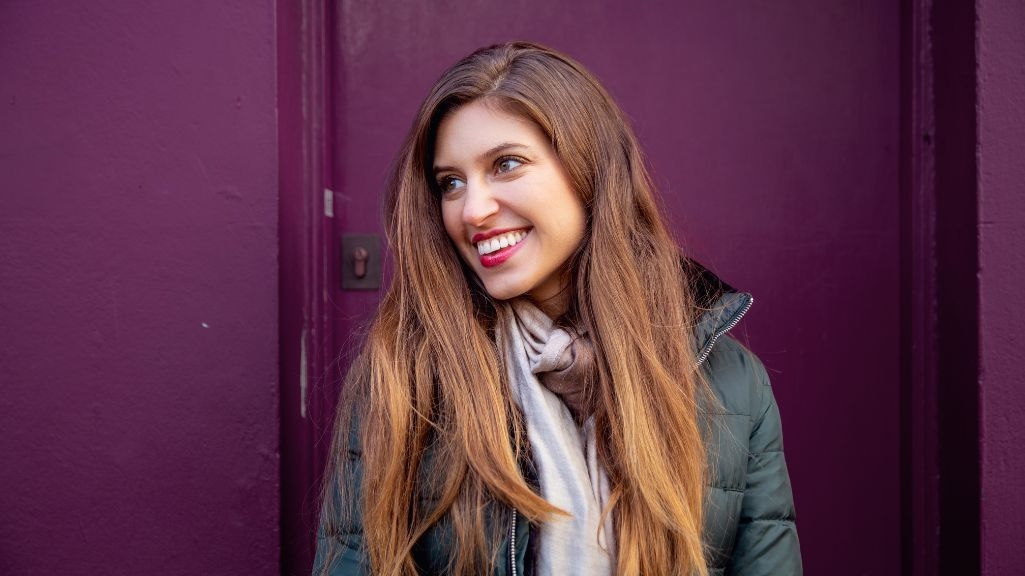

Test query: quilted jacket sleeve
[728,358,802,575]
[311,416,370,576]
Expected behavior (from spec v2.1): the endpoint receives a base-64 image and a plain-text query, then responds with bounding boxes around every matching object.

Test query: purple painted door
[320,2,902,574]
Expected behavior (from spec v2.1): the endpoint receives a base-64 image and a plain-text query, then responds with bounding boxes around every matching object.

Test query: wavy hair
[320,42,709,576]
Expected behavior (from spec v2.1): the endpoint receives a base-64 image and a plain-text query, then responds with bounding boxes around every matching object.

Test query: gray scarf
[497,299,615,575]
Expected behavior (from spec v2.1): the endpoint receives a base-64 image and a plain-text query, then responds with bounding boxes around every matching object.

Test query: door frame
[278,0,337,573]
[901,0,940,572]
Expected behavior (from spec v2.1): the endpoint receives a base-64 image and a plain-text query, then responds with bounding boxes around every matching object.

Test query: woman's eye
[496,157,523,174]
[437,175,465,193]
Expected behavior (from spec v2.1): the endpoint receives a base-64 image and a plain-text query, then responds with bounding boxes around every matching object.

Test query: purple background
[0,1,279,574]
[977,0,1025,573]
[1,0,1022,574]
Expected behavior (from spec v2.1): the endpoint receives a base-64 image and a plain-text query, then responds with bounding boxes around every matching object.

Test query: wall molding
[278,0,336,572]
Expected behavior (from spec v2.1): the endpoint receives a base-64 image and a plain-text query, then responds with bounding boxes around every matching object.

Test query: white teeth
[476,230,527,256]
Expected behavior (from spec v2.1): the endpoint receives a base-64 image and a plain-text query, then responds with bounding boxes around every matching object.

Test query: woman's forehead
[433,101,548,166]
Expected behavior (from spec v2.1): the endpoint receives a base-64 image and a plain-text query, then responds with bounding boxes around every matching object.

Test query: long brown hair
[320,42,709,576]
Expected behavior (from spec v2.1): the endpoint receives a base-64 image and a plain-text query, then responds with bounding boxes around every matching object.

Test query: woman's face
[434,100,586,310]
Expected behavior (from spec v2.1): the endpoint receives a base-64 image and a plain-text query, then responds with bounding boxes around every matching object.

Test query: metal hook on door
[341,235,381,290]
[353,247,369,279]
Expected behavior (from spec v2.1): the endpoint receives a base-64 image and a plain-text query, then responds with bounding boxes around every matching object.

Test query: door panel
[328,2,901,574]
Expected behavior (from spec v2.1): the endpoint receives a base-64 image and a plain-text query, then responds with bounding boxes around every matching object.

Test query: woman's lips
[479,230,529,268]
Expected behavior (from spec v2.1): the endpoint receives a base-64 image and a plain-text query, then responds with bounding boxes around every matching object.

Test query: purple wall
[0,2,279,574]
[978,0,1025,573]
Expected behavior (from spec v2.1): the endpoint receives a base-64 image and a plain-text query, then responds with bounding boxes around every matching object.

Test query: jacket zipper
[696,296,753,366]
[509,507,518,576]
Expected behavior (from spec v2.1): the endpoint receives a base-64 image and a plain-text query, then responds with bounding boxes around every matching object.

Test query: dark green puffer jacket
[314,266,802,575]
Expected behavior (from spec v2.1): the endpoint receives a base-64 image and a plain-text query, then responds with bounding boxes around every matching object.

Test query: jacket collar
[683,258,754,365]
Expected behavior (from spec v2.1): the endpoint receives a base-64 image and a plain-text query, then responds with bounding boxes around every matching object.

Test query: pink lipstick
[480,239,525,268]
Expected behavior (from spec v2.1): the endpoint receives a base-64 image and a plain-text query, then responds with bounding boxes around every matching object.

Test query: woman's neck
[528,287,573,319]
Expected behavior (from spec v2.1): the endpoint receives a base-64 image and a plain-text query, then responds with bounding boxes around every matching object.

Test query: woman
[315,42,801,576]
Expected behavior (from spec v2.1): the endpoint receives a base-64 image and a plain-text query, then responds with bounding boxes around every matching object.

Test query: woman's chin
[481,283,527,303]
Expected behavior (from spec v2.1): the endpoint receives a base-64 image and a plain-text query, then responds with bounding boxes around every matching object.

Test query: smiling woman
[314,42,802,576]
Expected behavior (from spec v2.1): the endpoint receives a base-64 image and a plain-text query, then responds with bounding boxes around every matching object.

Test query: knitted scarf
[497,299,615,575]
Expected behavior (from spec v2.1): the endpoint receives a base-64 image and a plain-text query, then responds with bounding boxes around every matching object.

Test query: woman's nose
[461,181,499,226]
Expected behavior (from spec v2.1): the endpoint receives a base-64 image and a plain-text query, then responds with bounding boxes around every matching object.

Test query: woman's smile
[474,228,531,268]
[474,228,529,255]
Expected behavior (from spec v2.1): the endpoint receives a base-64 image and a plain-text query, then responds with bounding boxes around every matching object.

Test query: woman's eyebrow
[433,142,531,174]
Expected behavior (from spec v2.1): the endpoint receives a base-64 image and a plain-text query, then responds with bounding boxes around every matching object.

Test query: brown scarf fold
[535,327,597,423]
